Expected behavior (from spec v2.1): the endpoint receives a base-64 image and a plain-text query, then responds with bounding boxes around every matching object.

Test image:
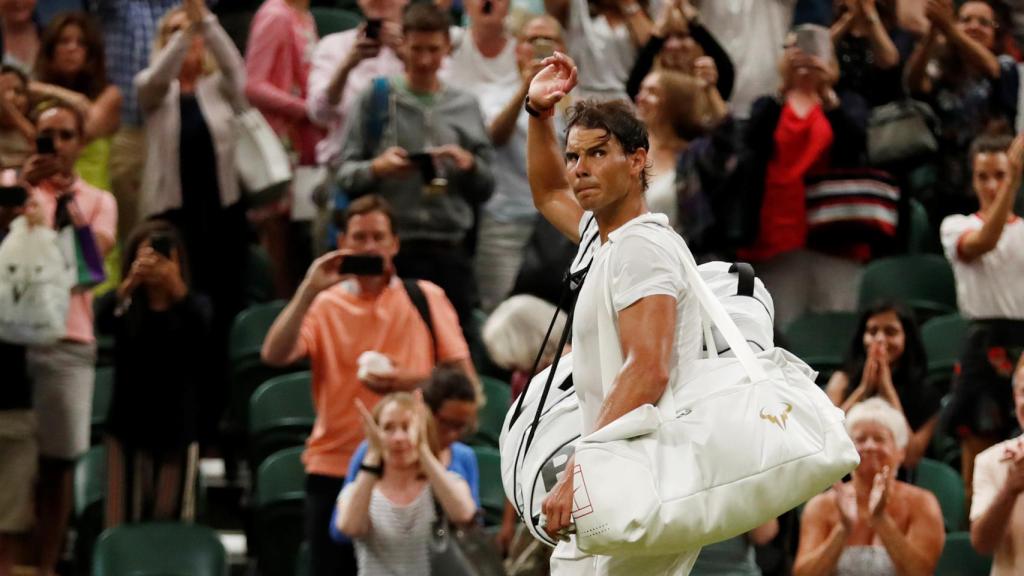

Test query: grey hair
[845,398,910,449]
[482,295,567,372]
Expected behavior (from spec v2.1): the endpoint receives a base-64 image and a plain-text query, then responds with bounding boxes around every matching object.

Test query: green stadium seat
[783,312,859,383]
[311,7,363,36]
[467,376,511,448]
[230,300,287,362]
[914,458,966,532]
[249,372,315,471]
[246,244,276,306]
[472,445,505,526]
[935,531,992,576]
[92,522,228,576]
[254,447,307,576]
[74,445,107,575]
[921,313,968,385]
[907,198,941,254]
[92,366,114,444]
[858,255,957,322]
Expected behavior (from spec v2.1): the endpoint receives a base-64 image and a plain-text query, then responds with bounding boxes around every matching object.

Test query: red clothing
[739,102,833,262]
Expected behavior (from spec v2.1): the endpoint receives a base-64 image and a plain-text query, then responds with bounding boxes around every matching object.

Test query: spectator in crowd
[97,222,209,527]
[940,133,1024,502]
[22,101,117,576]
[483,293,568,396]
[831,0,910,124]
[695,0,797,118]
[625,0,734,103]
[0,64,34,169]
[793,398,945,576]
[970,354,1024,575]
[635,68,723,230]
[245,0,322,297]
[826,301,941,469]
[446,10,565,312]
[93,0,179,240]
[545,0,652,102]
[735,24,866,327]
[306,0,406,168]
[1,0,38,73]
[691,521,779,575]
[136,0,250,441]
[336,2,494,332]
[31,12,121,191]
[906,0,1019,221]
[335,392,477,574]
[261,194,476,576]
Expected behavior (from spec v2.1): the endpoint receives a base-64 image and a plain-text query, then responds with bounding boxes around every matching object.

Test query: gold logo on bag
[759,403,794,431]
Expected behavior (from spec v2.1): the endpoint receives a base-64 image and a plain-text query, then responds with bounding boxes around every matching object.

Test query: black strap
[729,262,756,297]
[403,279,438,362]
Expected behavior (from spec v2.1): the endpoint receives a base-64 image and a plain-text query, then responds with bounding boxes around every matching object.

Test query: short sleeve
[970,445,1004,522]
[297,300,323,359]
[940,214,977,263]
[451,442,481,505]
[609,232,686,312]
[421,281,470,363]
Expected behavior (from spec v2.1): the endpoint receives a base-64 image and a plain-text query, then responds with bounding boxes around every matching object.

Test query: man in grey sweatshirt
[337,2,495,332]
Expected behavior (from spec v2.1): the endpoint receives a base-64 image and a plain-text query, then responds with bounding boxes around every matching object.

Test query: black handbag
[428,495,505,576]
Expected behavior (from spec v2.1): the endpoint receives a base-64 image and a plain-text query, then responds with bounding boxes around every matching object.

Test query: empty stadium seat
[783,312,859,383]
[858,255,957,322]
[249,372,315,471]
[472,445,505,526]
[914,458,966,532]
[467,376,511,448]
[92,522,228,576]
[254,447,307,576]
[921,313,968,388]
[935,531,992,576]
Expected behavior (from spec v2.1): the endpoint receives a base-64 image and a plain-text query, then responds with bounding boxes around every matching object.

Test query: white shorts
[550,538,699,576]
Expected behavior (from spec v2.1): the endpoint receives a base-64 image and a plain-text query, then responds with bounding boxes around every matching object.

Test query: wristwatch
[359,462,383,476]
[525,96,554,119]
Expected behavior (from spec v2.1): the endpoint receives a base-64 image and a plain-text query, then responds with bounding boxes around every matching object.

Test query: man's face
[339,211,399,268]
[36,108,83,174]
[971,151,1010,209]
[403,30,449,86]
[515,17,563,73]
[564,127,645,212]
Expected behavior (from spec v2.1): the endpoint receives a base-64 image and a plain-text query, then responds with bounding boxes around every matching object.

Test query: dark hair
[833,0,897,29]
[339,194,397,235]
[422,367,478,413]
[0,64,28,88]
[565,99,651,190]
[842,301,927,394]
[121,220,192,287]
[402,2,451,36]
[33,101,85,136]
[969,132,1014,163]
[34,12,109,100]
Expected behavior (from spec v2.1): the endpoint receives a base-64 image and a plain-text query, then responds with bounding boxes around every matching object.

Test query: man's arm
[972,444,1024,554]
[261,251,345,366]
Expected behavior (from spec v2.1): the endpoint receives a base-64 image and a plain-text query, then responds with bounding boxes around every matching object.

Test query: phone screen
[0,186,27,208]
[150,233,174,258]
[365,19,382,40]
[792,25,832,62]
[340,254,385,276]
[36,135,56,155]
[408,152,437,183]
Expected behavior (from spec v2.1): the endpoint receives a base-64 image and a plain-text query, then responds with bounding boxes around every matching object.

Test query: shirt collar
[605,211,671,244]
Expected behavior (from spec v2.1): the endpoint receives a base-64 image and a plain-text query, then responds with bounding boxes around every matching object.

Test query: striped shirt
[355,485,437,576]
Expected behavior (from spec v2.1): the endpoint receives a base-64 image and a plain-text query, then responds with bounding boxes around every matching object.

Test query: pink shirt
[32,177,118,344]
[306,29,404,166]
[244,0,322,163]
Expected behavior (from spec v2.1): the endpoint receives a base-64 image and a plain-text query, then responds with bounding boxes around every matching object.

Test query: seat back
[914,458,966,532]
[468,376,511,447]
[249,372,315,470]
[935,531,992,576]
[472,445,505,526]
[858,255,957,321]
[229,301,287,363]
[92,522,228,576]
[921,313,968,378]
[254,447,307,576]
[783,312,859,381]
[74,445,107,575]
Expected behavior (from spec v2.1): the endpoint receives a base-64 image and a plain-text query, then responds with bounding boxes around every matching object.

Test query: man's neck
[405,74,441,95]
[471,22,508,58]
[595,190,648,242]
[355,274,391,298]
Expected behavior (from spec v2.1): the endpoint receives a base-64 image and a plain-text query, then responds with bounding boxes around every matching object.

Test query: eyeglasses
[435,415,475,435]
[958,15,998,29]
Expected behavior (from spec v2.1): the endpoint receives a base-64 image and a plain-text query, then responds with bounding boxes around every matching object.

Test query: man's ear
[630,148,648,179]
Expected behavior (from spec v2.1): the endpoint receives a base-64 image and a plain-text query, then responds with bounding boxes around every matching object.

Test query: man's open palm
[527,52,578,112]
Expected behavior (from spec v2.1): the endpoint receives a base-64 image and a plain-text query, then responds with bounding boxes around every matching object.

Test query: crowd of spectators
[0,0,1023,575]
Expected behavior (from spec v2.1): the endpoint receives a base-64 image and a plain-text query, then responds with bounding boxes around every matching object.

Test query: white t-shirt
[565,0,638,103]
[698,0,796,118]
[569,212,703,434]
[970,436,1024,576]
[940,214,1024,320]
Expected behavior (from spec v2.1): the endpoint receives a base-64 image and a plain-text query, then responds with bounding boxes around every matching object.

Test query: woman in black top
[825,301,941,469]
[97,221,212,527]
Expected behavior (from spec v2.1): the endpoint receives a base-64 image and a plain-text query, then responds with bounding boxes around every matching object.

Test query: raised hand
[184,0,208,25]
[833,481,858,531]
[869,465,892,522]
[355,398,385,459]
[301,250,347,297]
[527,52,578,113]
[1007,134,1024,189]
[693,56,718,87]
[1001,439,1024,495]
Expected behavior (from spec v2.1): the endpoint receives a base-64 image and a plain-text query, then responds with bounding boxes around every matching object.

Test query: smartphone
[36,135,56,155]
[150,233,174,258]
[532,38,555,60]
[482,0,493,14]
[365,18,382,40]
[408,152,438,183]
[0,185,26,207]
[792,25,832,62]
[340,254,385,276]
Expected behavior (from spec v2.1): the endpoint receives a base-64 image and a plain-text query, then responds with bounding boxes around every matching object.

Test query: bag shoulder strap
[402,278,438,363]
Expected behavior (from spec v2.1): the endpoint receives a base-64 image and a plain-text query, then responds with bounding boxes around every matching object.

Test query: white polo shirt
[940,213,1024,320]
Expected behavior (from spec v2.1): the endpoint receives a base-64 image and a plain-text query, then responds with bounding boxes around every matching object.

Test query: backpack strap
[402,278,438,363]
[368,76,389,152]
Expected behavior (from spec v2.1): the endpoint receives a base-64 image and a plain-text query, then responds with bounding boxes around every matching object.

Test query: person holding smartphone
[20,101,117,576]
[261,194,479,576]
[94,221,210,528]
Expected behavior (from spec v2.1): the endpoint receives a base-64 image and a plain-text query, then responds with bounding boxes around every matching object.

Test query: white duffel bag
[499,261,786,548]
[570,253,859,556]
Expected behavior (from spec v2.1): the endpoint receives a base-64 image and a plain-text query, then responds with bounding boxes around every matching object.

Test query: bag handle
[680,253,768,382]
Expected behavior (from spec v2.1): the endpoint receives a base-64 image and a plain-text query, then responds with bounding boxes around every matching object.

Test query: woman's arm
[420,446,477,525]
[873,488,945,576]
[958,134,1024,261]
[134,30,193,113]
[84,85,122,140]
[625,36,665,102]
[863,5,900,69]
[825,371,851,407]
[905,29,938,95]
[621,1,655,48]
[792,494,848,576]
[200,13,247,105]
[905,416,938,469]
[690,23,735,99]
[334,464,381,538]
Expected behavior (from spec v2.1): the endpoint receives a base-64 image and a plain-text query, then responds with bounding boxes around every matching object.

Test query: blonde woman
[134,0,250,419]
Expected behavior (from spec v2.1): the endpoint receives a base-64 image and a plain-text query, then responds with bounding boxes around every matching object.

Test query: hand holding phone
[149,233,174,259]
[36,135,56,155]
[365,18,382,40]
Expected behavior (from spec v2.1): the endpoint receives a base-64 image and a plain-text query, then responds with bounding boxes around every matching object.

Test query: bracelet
[524,96,554,119]
[359,461,383,476]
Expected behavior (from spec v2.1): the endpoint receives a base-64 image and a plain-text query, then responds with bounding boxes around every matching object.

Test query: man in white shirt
[970,355,1024,576]
[525,52,703,575]
[306,0,408,166]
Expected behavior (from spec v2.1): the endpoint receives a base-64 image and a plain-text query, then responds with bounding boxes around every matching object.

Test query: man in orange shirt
[262,194,476,576]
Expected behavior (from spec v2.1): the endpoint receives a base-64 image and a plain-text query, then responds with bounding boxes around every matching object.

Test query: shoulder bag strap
[403,278,438,363]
